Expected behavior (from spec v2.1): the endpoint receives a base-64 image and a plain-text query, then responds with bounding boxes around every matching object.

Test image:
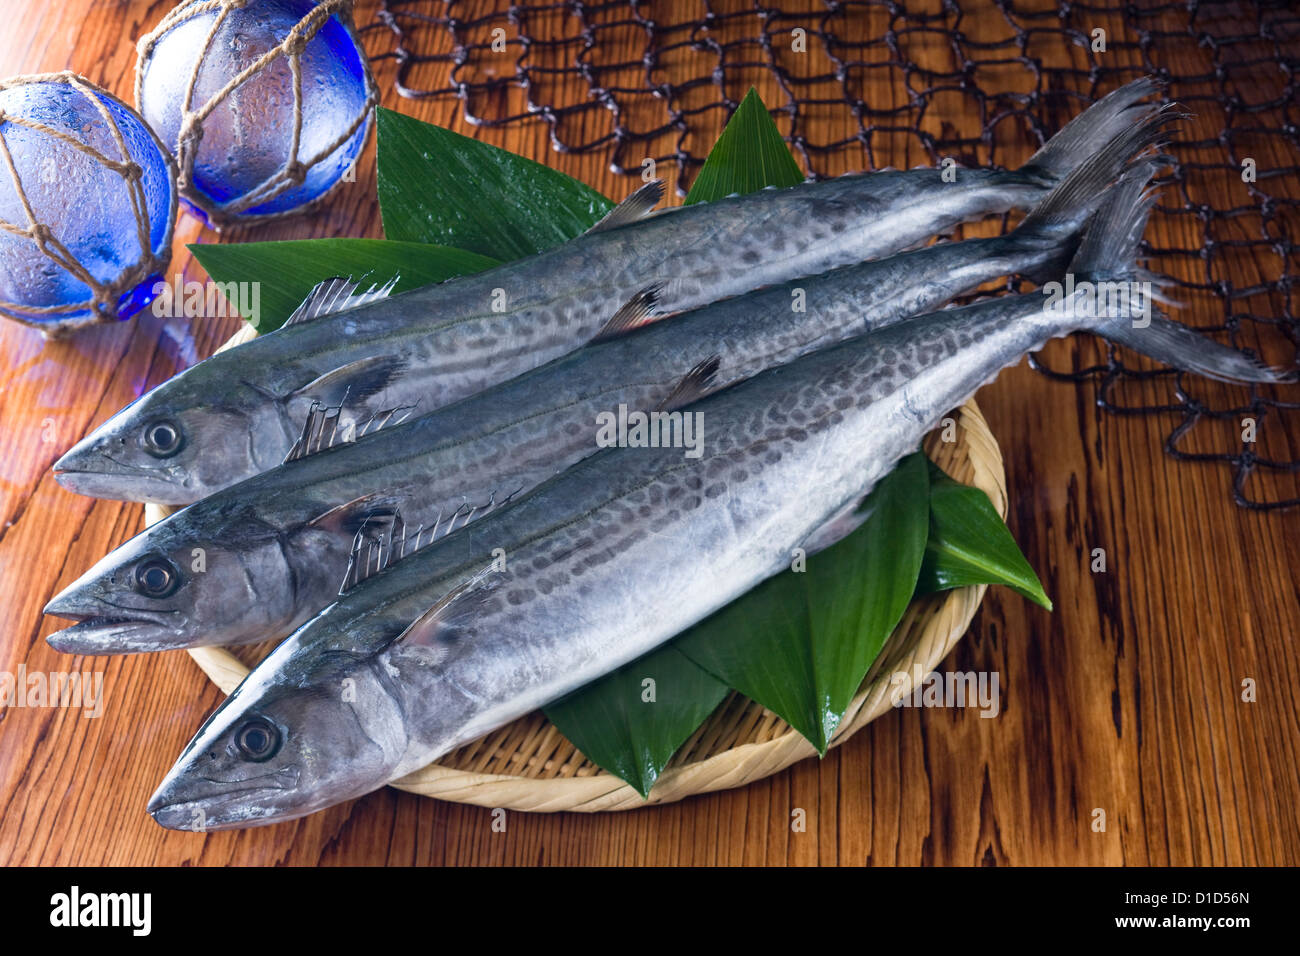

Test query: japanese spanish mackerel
[146,172,1294,830]
[52,80,1164,505]
[44,118,1203,655]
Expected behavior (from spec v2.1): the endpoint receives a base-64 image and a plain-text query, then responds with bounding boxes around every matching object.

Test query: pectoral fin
[307,492,403,536]
[393,565,503,651]
[656,355,722,412]
[290,355,407,408]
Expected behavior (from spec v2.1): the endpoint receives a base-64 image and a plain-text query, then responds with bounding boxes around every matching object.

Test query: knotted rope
[0,72,176,337]
[135,0,378,228]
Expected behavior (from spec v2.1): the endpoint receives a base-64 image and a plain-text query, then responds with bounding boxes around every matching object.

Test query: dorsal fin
[285,400,343,463]
[282,399,417,463]
[585,180,665,235]
[338,488,523,594]
[655,355,721,412]
[392,564,504,649]
[284,276,399,327]
[590,283,666,344]
[339,511,403,594]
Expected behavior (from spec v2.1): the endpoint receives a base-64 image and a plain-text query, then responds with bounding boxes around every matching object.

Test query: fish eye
[235,717,281,762]
[134,557,179,597]
[142,420,183,457]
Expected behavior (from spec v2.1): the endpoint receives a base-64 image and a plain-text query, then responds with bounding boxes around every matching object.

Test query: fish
[46,114,1216,655]
[145,167,1296,830]
[52,79,1167,505]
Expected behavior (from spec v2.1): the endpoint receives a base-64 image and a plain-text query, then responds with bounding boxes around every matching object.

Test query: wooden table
[1,0,1297,866]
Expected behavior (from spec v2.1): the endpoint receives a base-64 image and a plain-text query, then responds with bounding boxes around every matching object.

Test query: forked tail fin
[1019,77,1163,184]
[1008,98,1182,283]
[1063,165,1297,385]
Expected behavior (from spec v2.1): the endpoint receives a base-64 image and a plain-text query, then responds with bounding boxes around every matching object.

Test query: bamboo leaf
[189,238,498,334]
[673,453,931,753]
[376,107,613,259]
[685,88,805,205]
[916,467,1053,610]
[543,646,728,799]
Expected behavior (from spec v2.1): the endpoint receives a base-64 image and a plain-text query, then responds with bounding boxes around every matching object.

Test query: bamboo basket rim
[152,321,1006,814]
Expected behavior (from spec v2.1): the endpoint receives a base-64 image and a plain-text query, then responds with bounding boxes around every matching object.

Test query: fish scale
[254,170,1043,393]
[44,166,1113,654]
[49,111,1216,655]
[301,295,1050,760]
[55,79,1169,504]
[145,279,1100,829]
[145,164,1298,827]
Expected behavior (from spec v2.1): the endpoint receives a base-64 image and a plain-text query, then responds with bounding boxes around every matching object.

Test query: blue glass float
[0,72,177,336]
[136,0,376,228]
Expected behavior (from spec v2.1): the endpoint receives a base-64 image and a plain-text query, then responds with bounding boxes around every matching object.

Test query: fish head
[52,371,290,505]
[44,507,303,654]
[147,623,409,830]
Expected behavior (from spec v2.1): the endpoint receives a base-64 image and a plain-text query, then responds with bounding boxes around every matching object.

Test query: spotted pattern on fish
[58,168,1065,506]
[46,200,1096,656]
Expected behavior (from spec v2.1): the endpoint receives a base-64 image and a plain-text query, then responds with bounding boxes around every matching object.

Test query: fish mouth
[53,465,193,506]
[53,440,195,504]
[44,593,182,654]
[148,768,302,831]
[149,802,276,832]
[51,463,139,502]
[45,615,179,654]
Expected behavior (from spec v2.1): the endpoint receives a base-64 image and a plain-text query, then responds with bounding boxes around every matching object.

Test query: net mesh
[361,0,1300,510]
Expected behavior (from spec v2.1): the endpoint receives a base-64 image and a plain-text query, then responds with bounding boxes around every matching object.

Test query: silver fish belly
[48,102,1187,655]
[356,302,1065,768]
[53,80,1165,503]
[145,282,1127,829]
[43,196,1098,655]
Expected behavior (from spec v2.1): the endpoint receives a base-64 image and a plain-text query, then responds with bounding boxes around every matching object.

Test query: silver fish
[53,79,1165,505]
[46,117,1204,655]
[146,169,1294,830]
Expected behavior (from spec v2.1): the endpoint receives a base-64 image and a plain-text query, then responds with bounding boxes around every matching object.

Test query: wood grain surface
[1,0,1297,866]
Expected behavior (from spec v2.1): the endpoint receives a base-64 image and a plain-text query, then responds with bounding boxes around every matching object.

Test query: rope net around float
[0,72,173,335]
[359,0,1300,510]
[135,0,378,226]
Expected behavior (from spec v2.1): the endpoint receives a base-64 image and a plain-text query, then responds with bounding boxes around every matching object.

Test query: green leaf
[917,467,1053,610]
[189,238,498,334]
[685,88,805,205]
[673,453,931,754]
[376,107,613,259]
[543,646,728,799]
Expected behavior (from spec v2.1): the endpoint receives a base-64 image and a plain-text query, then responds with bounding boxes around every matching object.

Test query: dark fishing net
[361,0,1300,509]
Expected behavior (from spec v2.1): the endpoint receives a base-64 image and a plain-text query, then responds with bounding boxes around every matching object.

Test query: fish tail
[1007,98,1182,288]
[1064,165,1298,385]
[1018,77,1164,184]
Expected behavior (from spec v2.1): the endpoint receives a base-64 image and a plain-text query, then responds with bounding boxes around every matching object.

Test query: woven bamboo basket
[147,321,1006,812]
